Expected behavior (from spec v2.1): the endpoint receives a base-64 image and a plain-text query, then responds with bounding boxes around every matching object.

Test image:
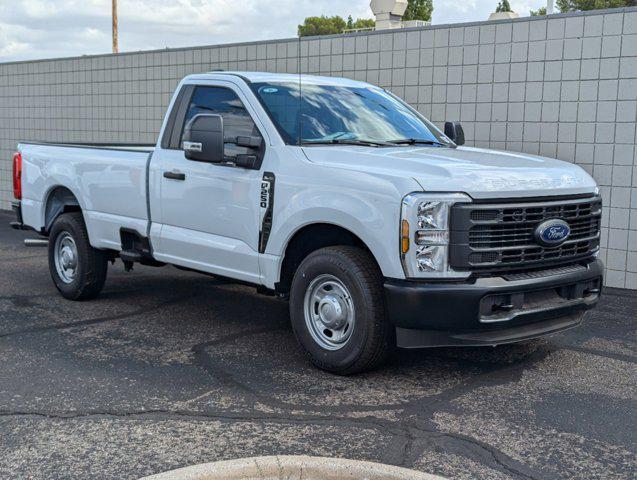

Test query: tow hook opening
[480,278,601,323]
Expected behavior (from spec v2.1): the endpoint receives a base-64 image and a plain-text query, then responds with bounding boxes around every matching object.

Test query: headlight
[400,193,471,279]
[417,201,447,229]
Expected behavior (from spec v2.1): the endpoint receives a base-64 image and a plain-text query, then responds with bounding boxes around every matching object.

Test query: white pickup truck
[11,72,603,374]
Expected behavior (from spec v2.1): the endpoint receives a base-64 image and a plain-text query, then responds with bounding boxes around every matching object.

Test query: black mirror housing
[182,114,224,163]
[234,154,258,169]
[444,121,465,146]
[233,135,263,149]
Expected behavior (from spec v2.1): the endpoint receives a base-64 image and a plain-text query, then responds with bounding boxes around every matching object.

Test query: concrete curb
[140,455,447,480]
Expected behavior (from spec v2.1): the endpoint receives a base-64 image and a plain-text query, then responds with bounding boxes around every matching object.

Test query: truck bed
[19,142,154,251]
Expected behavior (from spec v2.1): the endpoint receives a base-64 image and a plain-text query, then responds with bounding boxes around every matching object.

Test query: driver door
[151,82,267,283]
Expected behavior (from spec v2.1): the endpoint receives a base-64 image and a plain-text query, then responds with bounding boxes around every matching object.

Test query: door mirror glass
[182,114,224,163]
[444,121,465,146]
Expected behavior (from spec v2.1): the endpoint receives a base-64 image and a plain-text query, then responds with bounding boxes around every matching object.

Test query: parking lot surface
[0,212,635,480]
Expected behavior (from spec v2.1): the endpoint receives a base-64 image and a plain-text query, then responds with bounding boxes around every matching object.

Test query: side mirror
[234,154,258,169]
[444,121,465,146]
[182,114,224,163]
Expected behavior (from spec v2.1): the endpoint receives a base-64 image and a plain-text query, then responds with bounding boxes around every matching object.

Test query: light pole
[112,0,119,53]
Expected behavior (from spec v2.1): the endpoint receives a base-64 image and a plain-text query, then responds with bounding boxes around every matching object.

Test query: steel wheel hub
[318,295,346,329]
[304,274,355,350]
[54,232,78,284]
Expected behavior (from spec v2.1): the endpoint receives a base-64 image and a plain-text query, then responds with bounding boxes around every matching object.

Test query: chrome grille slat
[470,233,600,251]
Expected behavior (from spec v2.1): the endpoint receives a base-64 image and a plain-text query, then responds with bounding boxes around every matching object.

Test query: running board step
[119,249,165,268]
[119,250,143,262]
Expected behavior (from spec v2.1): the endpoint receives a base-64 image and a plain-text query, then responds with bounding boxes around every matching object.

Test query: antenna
[297,35,303,147]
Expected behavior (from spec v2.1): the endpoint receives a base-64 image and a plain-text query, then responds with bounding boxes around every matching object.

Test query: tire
[289,246,392,375]
[48,212,108,300]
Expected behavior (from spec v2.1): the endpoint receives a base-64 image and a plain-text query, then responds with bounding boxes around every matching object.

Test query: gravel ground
[0,211,635,479]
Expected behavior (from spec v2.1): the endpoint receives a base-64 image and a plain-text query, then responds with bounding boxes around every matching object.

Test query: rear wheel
[48,212,108,300]
[289,246,392,375]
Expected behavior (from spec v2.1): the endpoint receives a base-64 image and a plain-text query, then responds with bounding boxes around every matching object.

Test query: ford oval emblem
[535,219,571,246]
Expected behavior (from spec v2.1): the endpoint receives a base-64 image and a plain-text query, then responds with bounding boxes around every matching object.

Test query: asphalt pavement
[0,211,635,480]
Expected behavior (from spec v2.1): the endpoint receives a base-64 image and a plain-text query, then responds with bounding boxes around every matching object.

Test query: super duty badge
[259,172,275,253]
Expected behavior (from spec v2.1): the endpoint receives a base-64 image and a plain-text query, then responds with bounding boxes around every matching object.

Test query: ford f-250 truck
[11,72,603,374]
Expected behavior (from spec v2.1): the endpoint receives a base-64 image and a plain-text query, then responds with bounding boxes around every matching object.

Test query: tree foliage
[298,14,374,37]
[298,16,346,37]
[556,0,636,12]
[298,0,434,37]
[347,15,375,30]
[495,0,513,12]
[530,6,547,15]
[403,0,434,21]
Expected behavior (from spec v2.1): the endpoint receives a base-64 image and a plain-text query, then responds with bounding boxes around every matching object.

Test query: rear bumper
[385,259,603,348]
[9,201,27,230]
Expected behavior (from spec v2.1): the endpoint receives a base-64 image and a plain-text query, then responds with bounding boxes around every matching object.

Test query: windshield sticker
[261,87,279,94]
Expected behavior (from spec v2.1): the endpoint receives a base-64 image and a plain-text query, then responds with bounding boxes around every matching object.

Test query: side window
[181,86,262,158]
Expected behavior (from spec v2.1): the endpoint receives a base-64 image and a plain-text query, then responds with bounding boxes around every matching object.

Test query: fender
[259,151,421,286]
[267,202,404,282]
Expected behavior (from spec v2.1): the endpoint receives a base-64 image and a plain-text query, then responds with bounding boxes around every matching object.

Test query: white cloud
[1,0,550,62]
[510,0,547,16]
[0,38,30,58]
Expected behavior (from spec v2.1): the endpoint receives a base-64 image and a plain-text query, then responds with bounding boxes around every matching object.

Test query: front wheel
[48,212,108,300]
[289,246,392,375]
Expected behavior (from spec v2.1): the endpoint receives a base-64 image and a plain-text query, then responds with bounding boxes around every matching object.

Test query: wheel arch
[43,185,82,233]
[275,222,381,294]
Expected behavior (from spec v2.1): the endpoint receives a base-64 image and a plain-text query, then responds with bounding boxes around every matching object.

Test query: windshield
[251,81,452,147]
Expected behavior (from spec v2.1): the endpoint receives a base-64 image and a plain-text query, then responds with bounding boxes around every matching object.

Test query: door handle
[163,171,186,181]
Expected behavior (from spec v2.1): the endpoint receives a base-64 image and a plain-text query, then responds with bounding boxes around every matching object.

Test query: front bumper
[385,259,603,348]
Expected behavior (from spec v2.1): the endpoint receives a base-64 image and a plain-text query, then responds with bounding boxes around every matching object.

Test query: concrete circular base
[141,455,447,480]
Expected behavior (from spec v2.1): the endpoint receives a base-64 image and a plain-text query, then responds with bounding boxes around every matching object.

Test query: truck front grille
[450,195,602,273]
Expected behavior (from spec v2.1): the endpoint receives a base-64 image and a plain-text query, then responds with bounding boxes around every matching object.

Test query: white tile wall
[1,7,636,288]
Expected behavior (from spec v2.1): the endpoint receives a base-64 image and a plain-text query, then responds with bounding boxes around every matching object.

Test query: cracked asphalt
[0,211,635,480]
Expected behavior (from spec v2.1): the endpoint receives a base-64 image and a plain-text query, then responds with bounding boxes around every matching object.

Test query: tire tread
[290,245,392,375]
[48,212,107,300]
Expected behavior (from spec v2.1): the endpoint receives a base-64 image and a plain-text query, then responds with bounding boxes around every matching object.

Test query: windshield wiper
[303,139,391,147]
[388,138,448,147]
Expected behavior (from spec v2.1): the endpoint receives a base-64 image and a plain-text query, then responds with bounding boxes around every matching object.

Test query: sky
[0,0,548,62]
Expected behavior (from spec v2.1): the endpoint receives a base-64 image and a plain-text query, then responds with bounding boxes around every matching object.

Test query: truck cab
[12,72,603,374]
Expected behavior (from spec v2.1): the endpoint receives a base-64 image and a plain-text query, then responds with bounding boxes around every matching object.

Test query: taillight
[12,152,22,200]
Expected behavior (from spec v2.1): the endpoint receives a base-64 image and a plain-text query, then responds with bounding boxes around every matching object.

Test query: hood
[302,145,598,199]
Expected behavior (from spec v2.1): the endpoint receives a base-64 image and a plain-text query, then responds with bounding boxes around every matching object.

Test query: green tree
[403,0,434,22]
[556,0,635,12]
[351,18,375,29]
[530,6,547,15]
[299,14,374,36]
[298,0,434,37]
[496,0,513,12]
[298,15,347,37]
